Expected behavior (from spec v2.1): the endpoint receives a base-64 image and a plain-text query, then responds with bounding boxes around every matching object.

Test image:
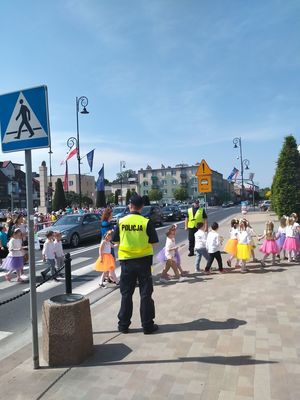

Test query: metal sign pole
[25,149,39,369]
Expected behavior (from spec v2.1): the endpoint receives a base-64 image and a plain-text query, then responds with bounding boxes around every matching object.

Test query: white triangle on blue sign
[2,92,48,144]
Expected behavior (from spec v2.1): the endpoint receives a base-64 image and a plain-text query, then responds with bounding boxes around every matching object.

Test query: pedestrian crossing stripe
[0,85,50,153]
[2,92,48,144]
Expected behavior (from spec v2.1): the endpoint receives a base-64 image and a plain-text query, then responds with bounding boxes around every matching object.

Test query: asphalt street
[0,206,239,361]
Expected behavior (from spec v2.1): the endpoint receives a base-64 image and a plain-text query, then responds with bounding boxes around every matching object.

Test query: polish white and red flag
[60,144,78,165]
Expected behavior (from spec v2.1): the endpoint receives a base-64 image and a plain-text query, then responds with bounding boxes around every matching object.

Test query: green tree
[52,178,67,211]
[148,189,163,202]
[173,187,188,201]
[116,169,135,181]
[96,191,106,208]
[106,193,115,204]
[126,188,131,204]
[82,195,93,206]
[65,191,80,207]
[142,195,150,206]
[114,190,120,205]
[271,135,300,217]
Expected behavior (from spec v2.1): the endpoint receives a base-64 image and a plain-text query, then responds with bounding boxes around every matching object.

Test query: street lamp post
[73,96,89,209]
[233,137,250,201]
[48,146,53,211]
[120,160,126,205]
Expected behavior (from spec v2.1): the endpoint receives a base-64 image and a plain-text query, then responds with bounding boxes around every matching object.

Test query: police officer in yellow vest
[185,199,208,256]
[113,194,159,334]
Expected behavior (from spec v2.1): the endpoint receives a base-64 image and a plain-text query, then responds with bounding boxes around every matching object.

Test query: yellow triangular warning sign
[196,159,212,176]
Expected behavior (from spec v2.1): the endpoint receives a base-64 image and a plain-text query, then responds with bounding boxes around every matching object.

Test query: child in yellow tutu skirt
[224,219,239,267]
[236,219,251,273]
[95,230,119,288]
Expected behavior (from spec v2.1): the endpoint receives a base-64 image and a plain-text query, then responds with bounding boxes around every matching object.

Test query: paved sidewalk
[1,211,300,400]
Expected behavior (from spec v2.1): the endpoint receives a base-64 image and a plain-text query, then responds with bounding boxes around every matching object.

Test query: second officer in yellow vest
[113,194,159,334]
[185,199,208,256]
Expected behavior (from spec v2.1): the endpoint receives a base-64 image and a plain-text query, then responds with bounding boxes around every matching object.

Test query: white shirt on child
[101,241,112,254]
[237,230,250,245]
[206,231,221,253]
[229,227,239,240]
[277,226,286,235]
[8,238,23,257]
[194,230,207,250]
[286,225,297,238]
[165,237,176,260]
[42,240,56,260]
[54,240,64,257]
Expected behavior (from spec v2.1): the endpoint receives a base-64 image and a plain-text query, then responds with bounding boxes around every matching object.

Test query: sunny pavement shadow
[93,317,247,336]
[82,345,277,367]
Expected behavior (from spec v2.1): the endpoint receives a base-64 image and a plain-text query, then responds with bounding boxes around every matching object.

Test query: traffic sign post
[196,159,212,194]
[0,85,51,369]
[0,85,50,153]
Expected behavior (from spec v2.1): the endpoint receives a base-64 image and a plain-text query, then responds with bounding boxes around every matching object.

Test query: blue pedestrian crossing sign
[0,85,50,153]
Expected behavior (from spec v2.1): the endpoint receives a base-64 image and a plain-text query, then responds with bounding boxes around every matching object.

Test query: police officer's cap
[129,194,144,207]
[194,199,200,204]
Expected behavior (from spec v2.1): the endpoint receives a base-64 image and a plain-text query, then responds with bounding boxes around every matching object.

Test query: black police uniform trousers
[188,227,197,254]
[118,255,155,331]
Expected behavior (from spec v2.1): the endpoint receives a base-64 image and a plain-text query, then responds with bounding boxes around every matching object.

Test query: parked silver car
[37,213,101,248]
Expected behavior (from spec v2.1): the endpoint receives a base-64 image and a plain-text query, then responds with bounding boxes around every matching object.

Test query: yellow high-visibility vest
[187,207,204,229]
[118,214,153,260]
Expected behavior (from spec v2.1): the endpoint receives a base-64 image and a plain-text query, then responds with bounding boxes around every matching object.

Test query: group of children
[157,211,300,279]
[40,231,65,281]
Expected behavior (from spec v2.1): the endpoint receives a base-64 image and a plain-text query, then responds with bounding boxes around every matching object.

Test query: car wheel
[70,233,80,248]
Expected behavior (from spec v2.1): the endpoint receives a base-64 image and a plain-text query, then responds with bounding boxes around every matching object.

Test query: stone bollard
[42,294,93,367]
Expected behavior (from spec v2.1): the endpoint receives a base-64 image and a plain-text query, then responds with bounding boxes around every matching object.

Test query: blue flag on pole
[96,164,105,191]
[86,149,95,172]
[227,167,239,182]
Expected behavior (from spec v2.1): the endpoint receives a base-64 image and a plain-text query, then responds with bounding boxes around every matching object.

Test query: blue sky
[1,0,300,187]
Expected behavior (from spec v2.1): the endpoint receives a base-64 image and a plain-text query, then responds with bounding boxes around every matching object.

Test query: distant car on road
[37,213,101,248]
[260,200,271,211]
[111,206,128,224]
[222,202,230,208]
[141,205,163,226]
[162,205,182,221]
[178,204,188,217]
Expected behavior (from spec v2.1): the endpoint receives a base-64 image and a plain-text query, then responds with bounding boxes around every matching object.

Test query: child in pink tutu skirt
[2,229,24,282]
[276,216,287,260]
[259,221,279,267]
[283,216,300,262]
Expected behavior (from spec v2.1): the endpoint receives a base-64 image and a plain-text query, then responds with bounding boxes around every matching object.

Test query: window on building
[143,172,146,178]
[69,180,73,186]
[163,189,167,194]
[161,171,165,176]
[171,170,176,175]
[162,180,167,185]
[144,190,148,195]
[172,180,177,185]
[143,181,148,186]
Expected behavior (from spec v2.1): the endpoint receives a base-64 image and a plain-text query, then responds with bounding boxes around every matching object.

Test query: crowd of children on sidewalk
[157,212,300,280]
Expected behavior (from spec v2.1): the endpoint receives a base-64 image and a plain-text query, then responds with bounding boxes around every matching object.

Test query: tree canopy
[271,135,300,217]
[52,178,67,211]
[148,189,163,201]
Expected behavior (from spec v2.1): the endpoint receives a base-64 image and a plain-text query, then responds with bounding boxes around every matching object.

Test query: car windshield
[112,207,126,216]
[141,206,151,215]
[53,215,83,225]
[163,207,174,212]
